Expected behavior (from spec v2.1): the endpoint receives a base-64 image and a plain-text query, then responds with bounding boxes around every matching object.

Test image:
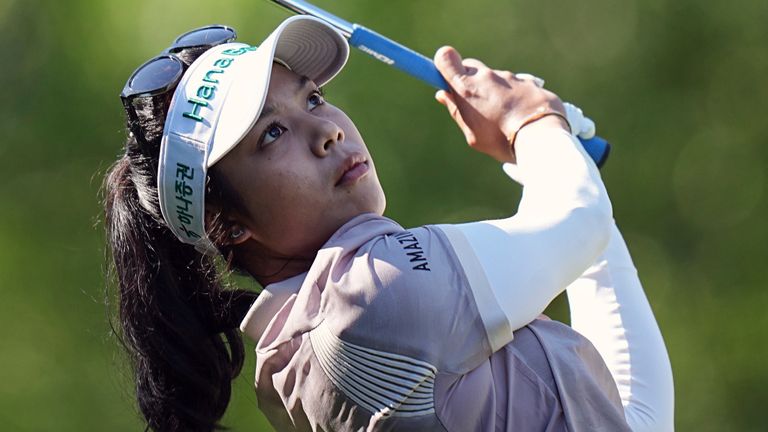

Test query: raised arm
[431,47,673,430]
[432,46,612,350]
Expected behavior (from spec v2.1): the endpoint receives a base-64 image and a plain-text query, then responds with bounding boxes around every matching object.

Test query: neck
[234,241,315,287]
[251,256,314,287]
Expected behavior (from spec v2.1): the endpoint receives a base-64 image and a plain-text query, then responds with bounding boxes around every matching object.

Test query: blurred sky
[1,0,766,430]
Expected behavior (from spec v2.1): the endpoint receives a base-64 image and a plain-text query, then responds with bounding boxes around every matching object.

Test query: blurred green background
[1,0,766,430]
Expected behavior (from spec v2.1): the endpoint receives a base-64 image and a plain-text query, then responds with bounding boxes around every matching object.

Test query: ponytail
[103,107,257,430]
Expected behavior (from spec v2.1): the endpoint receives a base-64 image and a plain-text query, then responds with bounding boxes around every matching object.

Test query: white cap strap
[158,43,256,255]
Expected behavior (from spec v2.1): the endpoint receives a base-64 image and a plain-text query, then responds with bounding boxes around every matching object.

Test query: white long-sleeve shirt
[441,126,674,431]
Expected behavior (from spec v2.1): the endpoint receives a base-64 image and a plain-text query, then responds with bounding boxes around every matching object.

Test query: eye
[259,121,286,146]
[308,88,325,110]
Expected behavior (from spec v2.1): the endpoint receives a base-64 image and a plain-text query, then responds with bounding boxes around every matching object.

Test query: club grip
[579,136,610,168]
[348,24,610,167]
[349,24,449,90]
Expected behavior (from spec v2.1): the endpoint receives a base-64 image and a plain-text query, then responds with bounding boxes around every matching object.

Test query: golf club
[270,0,610,167]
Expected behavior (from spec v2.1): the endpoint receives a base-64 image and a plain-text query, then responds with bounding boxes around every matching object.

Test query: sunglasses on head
[120,25,237,139]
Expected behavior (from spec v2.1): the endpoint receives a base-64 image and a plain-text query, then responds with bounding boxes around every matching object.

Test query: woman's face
[212,63,386,258]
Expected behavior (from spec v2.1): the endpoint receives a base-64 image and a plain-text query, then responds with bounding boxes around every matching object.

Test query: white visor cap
[157,15,349,254]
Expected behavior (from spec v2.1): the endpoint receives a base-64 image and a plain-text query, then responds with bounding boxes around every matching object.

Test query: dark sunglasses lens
[128,57,183,94]
[174,27,235,47]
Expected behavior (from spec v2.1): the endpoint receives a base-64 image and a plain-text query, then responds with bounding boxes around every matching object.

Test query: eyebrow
[258,75,313,120]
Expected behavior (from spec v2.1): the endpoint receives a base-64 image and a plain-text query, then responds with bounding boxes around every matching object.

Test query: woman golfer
[105,16,674,432]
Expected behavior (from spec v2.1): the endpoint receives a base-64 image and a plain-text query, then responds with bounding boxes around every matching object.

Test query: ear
[204,203,255,247]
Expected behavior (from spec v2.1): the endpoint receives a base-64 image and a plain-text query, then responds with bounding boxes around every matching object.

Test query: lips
[335,153,369,187]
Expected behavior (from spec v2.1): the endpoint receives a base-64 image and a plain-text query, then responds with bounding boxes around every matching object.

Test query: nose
[309,116,344,157]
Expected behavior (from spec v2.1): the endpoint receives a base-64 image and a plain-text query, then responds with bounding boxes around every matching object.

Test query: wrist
[505,112,571,152]
[516,115,570,139]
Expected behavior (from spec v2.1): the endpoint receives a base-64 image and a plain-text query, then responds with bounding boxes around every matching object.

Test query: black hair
[102,52,258,431]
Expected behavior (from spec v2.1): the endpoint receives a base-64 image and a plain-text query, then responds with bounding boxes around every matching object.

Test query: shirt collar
[239,271,306,343]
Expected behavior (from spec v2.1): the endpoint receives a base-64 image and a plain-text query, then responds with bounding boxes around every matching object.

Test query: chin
[374,191,387,215]
[360,184,386,216]
[365,172,387,215]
